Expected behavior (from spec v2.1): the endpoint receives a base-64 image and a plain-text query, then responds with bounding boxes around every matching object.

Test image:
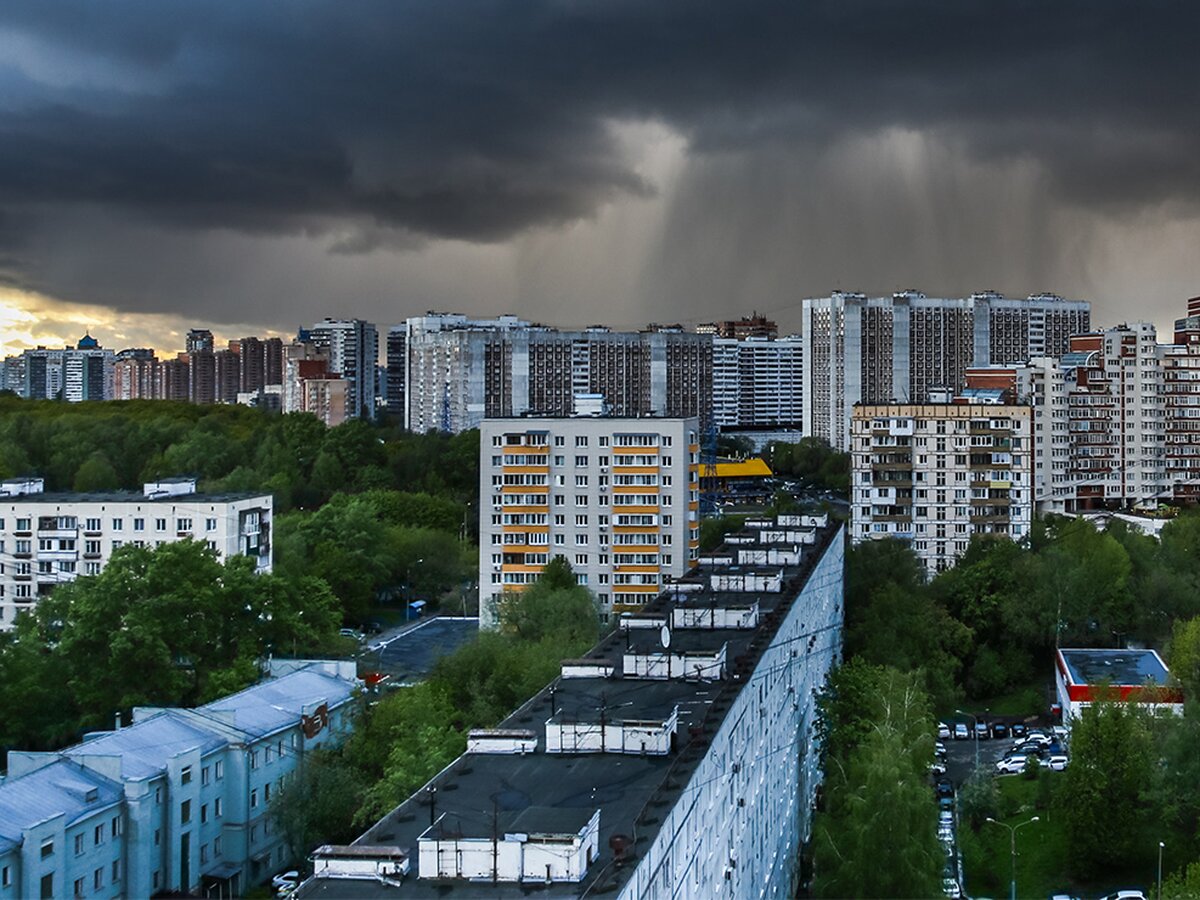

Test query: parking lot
[361,615,479,683]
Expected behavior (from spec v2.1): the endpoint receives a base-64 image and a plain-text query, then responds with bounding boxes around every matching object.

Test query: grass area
[959,776,1071,899]
[960,775,1159,899]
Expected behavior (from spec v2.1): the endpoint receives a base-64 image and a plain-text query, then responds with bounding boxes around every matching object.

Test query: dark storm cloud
[2,0,1200,251]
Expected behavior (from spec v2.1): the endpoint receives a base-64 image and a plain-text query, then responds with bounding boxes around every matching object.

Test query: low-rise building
[296,514,844,899]
[0,661,359,898]
[1055,648,1183,723]
[0,477,272,629]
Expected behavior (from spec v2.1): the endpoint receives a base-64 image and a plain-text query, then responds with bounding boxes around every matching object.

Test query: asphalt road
[362,615,480,683]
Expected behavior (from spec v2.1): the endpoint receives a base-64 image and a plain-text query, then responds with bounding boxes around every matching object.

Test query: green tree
[1058,698,1155,877]
[272,748,367,866]
[72,451,120,491]
[813,665,941,899]
[493,556,600,645]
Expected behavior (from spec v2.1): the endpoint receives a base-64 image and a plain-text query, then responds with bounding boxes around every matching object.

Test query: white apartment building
[306,319,378,419]
[851,404,1034,574]
[0,661,357,900]
[296,516,844,900]
[478,418,701,627]
[405,316,712,433]
[0,477,272,629]
[712,335,803,427]
[803,290,1090,449]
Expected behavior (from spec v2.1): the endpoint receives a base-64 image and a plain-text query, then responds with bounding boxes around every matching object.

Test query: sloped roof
[202,669,357,738]
[65,710,226,781]
[0,759,123,847]
[712,458,772,478]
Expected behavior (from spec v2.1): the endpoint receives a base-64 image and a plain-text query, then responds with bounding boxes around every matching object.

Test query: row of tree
[845,513,1200,711]
[0,396,479,514]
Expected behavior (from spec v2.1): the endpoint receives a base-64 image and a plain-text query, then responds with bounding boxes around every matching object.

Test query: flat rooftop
[298,519,839,899]
[1059,648,1170,687]
[0,490,269,505]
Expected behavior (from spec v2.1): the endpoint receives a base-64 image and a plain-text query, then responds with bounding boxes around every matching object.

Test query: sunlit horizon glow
[0,288,288,358]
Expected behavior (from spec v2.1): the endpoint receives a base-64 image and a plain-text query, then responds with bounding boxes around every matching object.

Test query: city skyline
[2,3,1200,354]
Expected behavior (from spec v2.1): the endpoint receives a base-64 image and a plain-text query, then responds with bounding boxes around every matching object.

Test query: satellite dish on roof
[660,625,671,649]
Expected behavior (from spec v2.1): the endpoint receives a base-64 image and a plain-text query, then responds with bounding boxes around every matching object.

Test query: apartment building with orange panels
[479,417,701,628]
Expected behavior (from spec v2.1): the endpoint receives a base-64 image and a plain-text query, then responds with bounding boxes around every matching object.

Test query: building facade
[850,403,1034,574]
[307,319,378,419]
[479,417,701,627]
[0,477,272,629]
[712,335,804,428]
[803,291,1090,449]
[405,316,712,433]
[0,662,358,899]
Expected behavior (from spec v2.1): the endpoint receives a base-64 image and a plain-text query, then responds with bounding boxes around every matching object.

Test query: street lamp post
[1158,840,1165,900]
[986,816,1040,900]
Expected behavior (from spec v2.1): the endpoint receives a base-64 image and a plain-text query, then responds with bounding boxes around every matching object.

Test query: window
[181,799,191,823]
[93,868,103,891]
[214,836,223,858]
[201,803,209,824]
[41,838,54,859]
[250,750,259,769]
[264,745,273,764]
[575,455,587,467]
[94,822,105,845]
[155,785,162,804]
[155,518,167,531]
[111,815,121,836]
[74,833,85,855]
[112,861,120,884]
[181,765,192,784]
[201,843,209,864]
[1,866,9,888]
[215,759,224,780]
[251,788,258,809]
[133,518,145,531]
[264,783,271,803]
[575,435,588,447]
[206,518,217,531]
[153,871,160,891]
[154,829,161,846]
[73,878,85,898]
[176,518,192,532]
[85,517,101,531]
[202,765,210,786]
[214,797,223,818]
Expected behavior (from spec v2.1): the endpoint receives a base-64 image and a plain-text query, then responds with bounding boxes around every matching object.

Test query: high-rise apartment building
[851,403,1034,574]
[384,324,407,417]
[13,336,115,402]
[307,319,378,419]
[803,291,1090,449]
[406,315,712,433]
[479,417,701,627]
[0,477,272,628]
[185,329,215,354]
[1061,324,1166,509]
[712,335,803,427]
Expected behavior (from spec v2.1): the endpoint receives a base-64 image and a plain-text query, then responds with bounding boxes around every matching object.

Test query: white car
[1041,754,1069,771]
[1022,731,1052,746]
[938,722,951,739]
[995,754,1029,775]
[938,825,955,843]
[943,877,962,898]
[954,723,970,740]
[272,872,299,889]
[939,811,954,826]
[931,761,947,776]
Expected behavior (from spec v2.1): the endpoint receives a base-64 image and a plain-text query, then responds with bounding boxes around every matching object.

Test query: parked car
[974,721,990,740]
[943,878,962,898]
[1013,742,1046,758]
[995,755,1030,775]
[931,761,947,776]
[938,722,952,739]
[338,628,365,642]
[954,723,970,740]
[991,722,1009,740]
[1024,731,1052,746]
[1010,722,1027,739]
[935,778,955,799]
[939,810,955,826]
[1041,754,1069,771]
[939,794,955,811]
[935,741,947,757]
[1098,892,1148,900]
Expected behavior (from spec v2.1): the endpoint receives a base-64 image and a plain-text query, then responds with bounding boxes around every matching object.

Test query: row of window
[1,516,220,533]
[495,433,676,448]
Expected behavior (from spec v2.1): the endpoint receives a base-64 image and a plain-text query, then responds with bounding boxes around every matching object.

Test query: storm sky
[2,1,1200,354]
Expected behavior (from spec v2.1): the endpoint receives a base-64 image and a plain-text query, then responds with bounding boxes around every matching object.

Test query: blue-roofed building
[0,660,359,898]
